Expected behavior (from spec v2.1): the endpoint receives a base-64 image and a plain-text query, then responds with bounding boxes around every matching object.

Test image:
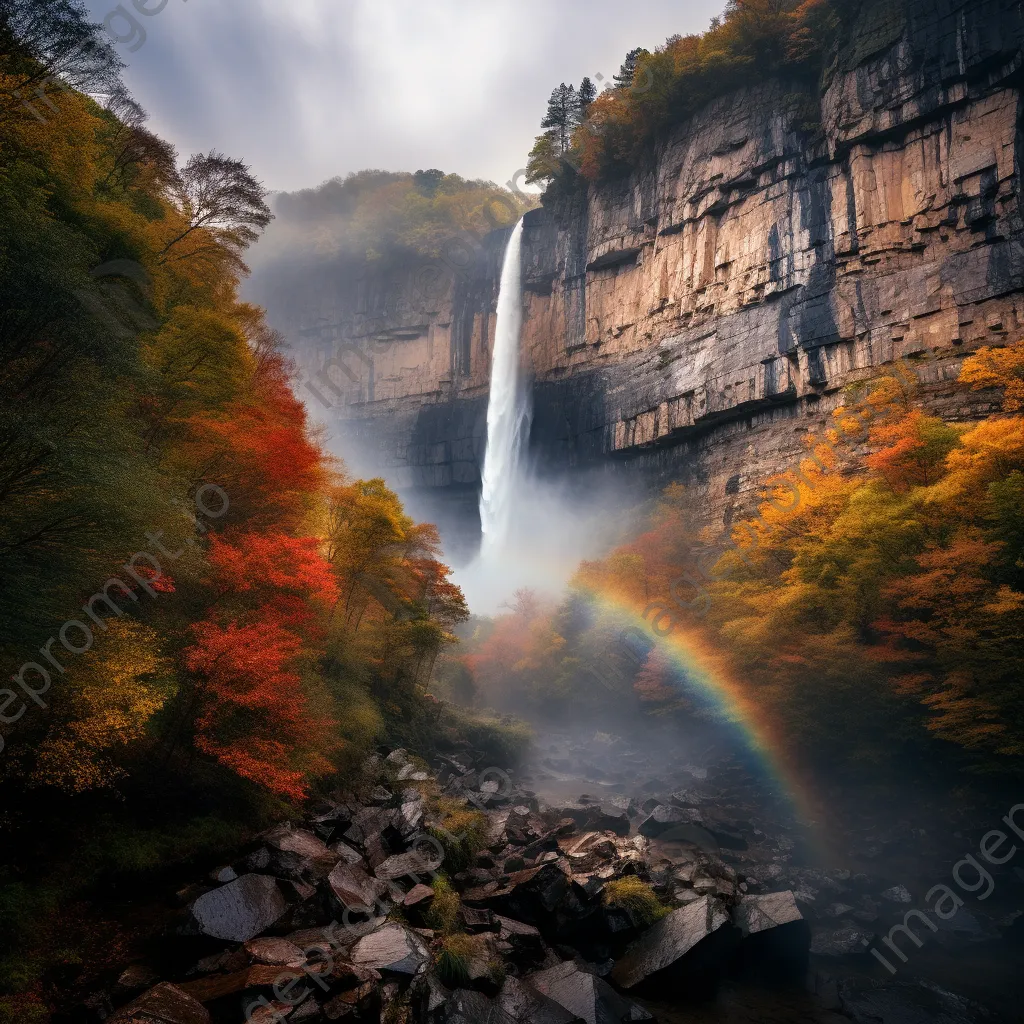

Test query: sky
[83,0,724,196]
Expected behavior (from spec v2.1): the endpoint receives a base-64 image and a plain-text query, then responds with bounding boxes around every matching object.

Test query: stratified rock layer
[256,0,1024,539]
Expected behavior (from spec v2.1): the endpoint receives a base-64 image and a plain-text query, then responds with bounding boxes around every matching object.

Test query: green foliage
[533,0,867,183]
[253,169,536,270]
[435,706,532,767]
[602,876,670,925]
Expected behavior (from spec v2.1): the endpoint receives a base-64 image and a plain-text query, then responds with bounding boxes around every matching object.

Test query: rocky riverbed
[75,729,1022,1024]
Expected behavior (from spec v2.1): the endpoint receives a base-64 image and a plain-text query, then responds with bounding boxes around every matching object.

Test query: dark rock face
[250,0,1024,550]
[610,895,734,991]
[526,961,652,1024]
[187,874,289,943]
[108,983,210,1024]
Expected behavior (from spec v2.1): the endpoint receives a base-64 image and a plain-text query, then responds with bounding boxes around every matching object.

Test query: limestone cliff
[258,0,1024,544]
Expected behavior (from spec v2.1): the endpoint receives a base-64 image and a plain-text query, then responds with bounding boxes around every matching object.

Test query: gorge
[252,0,1024,557]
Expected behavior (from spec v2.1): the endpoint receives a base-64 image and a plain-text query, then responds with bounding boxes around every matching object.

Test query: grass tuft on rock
[426,875,461,934]
[602,876,670,926]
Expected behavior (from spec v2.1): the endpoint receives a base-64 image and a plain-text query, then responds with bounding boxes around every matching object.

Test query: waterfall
[478,217,529,561]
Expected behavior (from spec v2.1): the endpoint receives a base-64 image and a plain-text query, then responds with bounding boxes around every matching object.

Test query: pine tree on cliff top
[540,82,577,154]
[613,47,649,89]
[577,76,597,116]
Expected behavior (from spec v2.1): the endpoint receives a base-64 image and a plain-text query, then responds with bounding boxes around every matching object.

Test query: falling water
[478,218,529,561]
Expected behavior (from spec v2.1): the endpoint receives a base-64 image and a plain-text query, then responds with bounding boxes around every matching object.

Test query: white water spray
[478,218,530,561]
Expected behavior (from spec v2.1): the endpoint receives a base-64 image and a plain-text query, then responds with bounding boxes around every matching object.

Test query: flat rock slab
[436,989,517,1024]
[733,891,803,936]
[177,965,289,1003]
[189,874,288,943]
[109,983,210,1024]
[611,894,732,989]
[327,862,387,910]
[373,850,432,881]
[351,923,429,975]
[496,975,584,1023]
[244,936,308,966]
[527,961,652,1024]
[638,804,704,838]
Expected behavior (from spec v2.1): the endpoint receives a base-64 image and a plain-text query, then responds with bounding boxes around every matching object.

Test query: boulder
[329,840,364,865]
[108,983,210,1024]
[470,862,569,925]
[261,825,338,880]
[732,891,804,937]
[496,975,584,1023]
[327,862,388,912]
[731,891,810,981]
[244,936,308,967]
[638,804,703,838]
[177,965,290,1003]
[114,965,160,994]
[351,922,429,975]
[189,874,289,942]
[373,850,432,882]
[610,894,733,990]
[526,961,652,1024]
[433,989,517,1024]
[403,883,435,908]
[810,925,871,956]
[323,981,376,1019]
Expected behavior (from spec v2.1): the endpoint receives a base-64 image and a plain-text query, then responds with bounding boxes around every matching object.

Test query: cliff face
[269,0,1024,545]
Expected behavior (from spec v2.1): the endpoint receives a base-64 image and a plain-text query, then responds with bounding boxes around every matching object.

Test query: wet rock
[526,961,652,1023]
[188,874,289,942]
[351,922,429,975]
[610,894,734,990]
[109,983,210,1024]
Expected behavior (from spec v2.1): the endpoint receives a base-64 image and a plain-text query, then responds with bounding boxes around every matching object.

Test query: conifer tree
[613,47,649,89]
[577,76,597,118]
[540,82,577,155]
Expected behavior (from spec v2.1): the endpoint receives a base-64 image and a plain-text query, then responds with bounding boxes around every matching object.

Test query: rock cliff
[261,0,1024,548]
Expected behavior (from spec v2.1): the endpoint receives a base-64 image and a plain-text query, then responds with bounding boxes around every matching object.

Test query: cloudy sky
[83,0,724,196]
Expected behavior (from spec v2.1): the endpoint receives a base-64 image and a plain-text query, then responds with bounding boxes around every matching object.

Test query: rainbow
[569,580,823,828]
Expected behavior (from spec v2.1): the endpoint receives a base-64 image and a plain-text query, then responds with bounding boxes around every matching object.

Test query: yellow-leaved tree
[31,621,174,794]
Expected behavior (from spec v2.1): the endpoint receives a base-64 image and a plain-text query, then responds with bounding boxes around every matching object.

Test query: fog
[454,468,637,615]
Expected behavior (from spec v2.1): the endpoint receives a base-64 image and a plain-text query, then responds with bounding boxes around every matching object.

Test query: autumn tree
[160,150,273,268]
